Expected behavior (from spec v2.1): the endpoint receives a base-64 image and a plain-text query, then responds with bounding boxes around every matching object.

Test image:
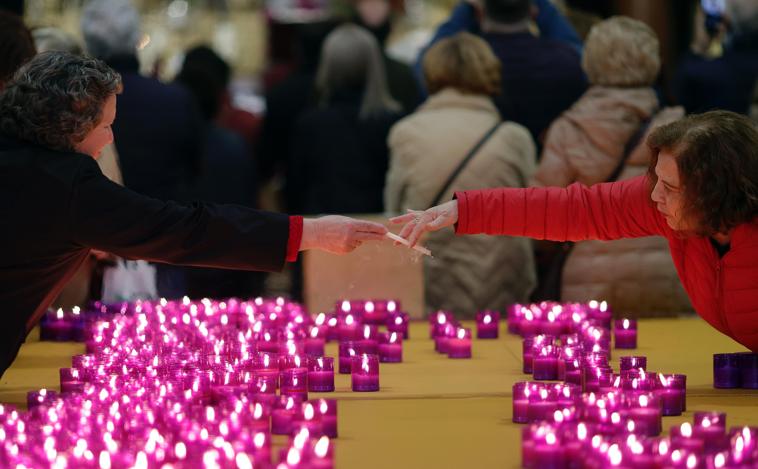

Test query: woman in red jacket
[392,110,758,352]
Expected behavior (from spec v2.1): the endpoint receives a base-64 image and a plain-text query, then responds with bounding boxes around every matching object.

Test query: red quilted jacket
[455,175,758,352]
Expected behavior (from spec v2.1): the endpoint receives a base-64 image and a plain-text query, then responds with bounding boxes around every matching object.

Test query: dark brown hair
[647,110,758,236]
[0,12,36,89]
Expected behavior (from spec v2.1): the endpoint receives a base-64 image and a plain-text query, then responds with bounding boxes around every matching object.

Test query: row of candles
[713,352,758,389]
[17,296,416,467]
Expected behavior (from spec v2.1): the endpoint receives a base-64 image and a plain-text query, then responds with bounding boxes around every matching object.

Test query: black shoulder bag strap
[428,122,501,208]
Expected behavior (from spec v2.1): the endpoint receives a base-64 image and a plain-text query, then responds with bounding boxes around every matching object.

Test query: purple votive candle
[351,354,379,392]
[713,353,742,388]
[447,328,472,359]
[271,397,299,435]
[59,367,84,393]
[41,309,73,341]
[739,353,758,389]
[693,412,727,450]
[315,398,338,438]
[378,332,403,363]
[304,331,326,357]
[27,388,57,409]
[614,319,637,349]
[626,393,662,437]
[533,431,566,469]
[281,369,308,400]
[291,402,323,437]
[338,315,360,341]
[355,325,379,355]
[620,356,647,372]
[308,357,335,392]
[523,337,535,374]
[512,382,531,423]
[338,341,356,374]
[532,346,559,381]
[527,387,557,422]
[252,371,279,394]
[476,311,500,339]
[386,313,409,340]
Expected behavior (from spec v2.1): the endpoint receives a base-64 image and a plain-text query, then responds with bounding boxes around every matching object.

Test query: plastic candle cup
[435,323,456,354]
[272,396,300,435]
[533,345,559,380]
[386,313,409,340]
[252,371,279,395]
[533,430,566,468]
[351,354,379,392]
[355,325,379,355]
[338,314,360,341]
[614,319,637,349]
[308,357,335,392]
[693,412,727,451]
[281,369,309,400]
[542,309,563,337]
[307,436,334,469]
[27,388,57,409]
[254,351,281,385]
[378,332,403,363]
[362,300,388,325]
[738,353,758,389]
[338,341,357,374]
[655,373,685,416]
[671,422,706,454]
[620,356,647,372]
[447,328,472,359]
[506,304,523,334]
[304,328,326,357]
[316,399,338,438]
[713,353,742,388]
[429,311,451,338]
[41,308,73,341]
[523,337,535,374]
[527,387,557,423]
[512,382,532,423]
[626,393,662,437]
[59,367,84,393]
[291,402,323,437]
[476,311,500,339]
[563,358,583,386]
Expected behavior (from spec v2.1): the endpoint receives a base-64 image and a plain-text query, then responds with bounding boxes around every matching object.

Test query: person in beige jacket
[533,16,692,315]
[386,33,536,317]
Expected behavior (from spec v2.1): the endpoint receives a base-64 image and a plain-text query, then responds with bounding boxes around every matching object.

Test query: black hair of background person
[0,0,23,16]
[0,11,35,87]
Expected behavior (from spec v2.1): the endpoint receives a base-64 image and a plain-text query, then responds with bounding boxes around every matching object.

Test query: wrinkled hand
[389,200,459,247]
[301,215,388,254]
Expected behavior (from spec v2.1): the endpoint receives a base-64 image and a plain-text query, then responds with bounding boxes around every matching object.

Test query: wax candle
[513,382,532,424]
[307,436,334,469]
[59,367,84,393]
[272,396,299,435]
[523,337,535,374]
[620,356,647,372]
[655,373,685,416]
[626,393,662,437]
[41,308,73,341]
[351,354,379,392]
[355,325,378,355]
[542,308,564,337]
[291,402,323,437]
[362,300,388,325]
[386,313,409,340]
[739,353,758,389]
[533,431,566,468]
[671,422,706,454]
[27,388,57,409]
[527,387,557,423]
[338,341,356,374]
[252,371,278,394]
[338,314,360,341]
[476,311,500,339]
[435,323,456,354]
[713,353,742,388]
[316,399,338,438]
[304,327,326,357]
[447,328,472,359]
[281,369,308,400]
[693,412,727,451]
[614,319,637,349]
[378,332,403,363]
[533,346,559,380]
[308,357,335,392]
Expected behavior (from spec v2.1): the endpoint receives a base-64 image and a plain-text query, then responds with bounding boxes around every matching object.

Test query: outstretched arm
[392,175,669,246]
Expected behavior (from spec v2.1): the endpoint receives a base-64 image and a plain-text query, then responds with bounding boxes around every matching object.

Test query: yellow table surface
[1,318,757,468]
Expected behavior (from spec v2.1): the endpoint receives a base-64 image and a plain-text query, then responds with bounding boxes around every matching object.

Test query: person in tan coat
[533,16,692,315]
[386,33,536,317]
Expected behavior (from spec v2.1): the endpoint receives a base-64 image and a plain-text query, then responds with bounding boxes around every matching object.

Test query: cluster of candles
[713,352,758,389]
[429,311,479,358]
[507,301,638,349]
[521,411,757,468]
[17,296,410,467]
[39,306,88,342]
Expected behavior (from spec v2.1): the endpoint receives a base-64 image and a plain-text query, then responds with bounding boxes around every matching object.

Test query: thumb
[355,221,388,234]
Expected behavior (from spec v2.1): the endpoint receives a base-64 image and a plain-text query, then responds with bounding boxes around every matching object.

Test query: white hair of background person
[81,0,141,60]
[32,27,83,55]
[316,24,400,120]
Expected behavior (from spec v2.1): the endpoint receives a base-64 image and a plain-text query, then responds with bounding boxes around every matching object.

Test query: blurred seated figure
[289,24,402,215]
[534,16,691,315]
[176,46,265,299]
[386,33,536,316]
[353,0,420,112]
[676,0,758,114]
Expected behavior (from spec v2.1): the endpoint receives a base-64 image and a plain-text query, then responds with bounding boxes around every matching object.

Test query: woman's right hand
[390,200,459,247]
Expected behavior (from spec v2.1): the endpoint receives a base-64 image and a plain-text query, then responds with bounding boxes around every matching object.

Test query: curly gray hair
[0,51,122,151]
[81,0,141,60]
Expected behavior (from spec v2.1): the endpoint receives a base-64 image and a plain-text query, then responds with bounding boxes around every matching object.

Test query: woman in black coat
[0,52,387,376]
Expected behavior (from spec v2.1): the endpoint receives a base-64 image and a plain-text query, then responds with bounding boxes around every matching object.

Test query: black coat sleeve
[68,156,290,272]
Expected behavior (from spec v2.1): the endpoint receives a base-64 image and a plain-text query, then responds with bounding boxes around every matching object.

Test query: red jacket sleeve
[286,216,303,262]
[455,175,669,241]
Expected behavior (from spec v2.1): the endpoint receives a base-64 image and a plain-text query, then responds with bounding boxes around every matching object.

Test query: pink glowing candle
[614,319,637,349]
[356,325,378,355]
[512,382,531,423]
[671,422,706,454]
[378,332,403,363]
[59,367,84,393]
[655,373,685,416]
[291,402,323,437]
[41,308,73,341]
[626,393,662,437]
[527,387,557,423]
[308,357,335,392]
[447,328,472,359]
[305,327,326,357]
[272,396,299,435]
[351,354,379,392]
[338,341,357,374]
[533,345,559,380]
[387,312,409,339]
[281,369,308,400]
[476,311,500,339]
[27,388,57,409]
[338,314,360,341]
[693,412,727,451]
[316,399,338,438]
[533,431,566,468]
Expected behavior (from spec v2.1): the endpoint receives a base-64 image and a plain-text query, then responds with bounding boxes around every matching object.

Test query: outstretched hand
[301,215,388,254]
[389,200,459,247]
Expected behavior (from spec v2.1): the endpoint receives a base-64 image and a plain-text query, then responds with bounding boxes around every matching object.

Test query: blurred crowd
[1,0,757,318]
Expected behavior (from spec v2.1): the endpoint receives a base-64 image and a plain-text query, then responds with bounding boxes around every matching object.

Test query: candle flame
[686,455,698,469]
[589,300,599,309]
[681,423,693,438]
[639,395,649,407]
[390,332,398,343]
[311,328,319,338]
[304,403,314,420]
[600,301,608,312]
[56,308,64,319]
[346,315,354,326]
[253,433,266,449]
[388,301,397,312]
[702,417,711,428]
[294,428,309,449]
[525,310,534,321]
[254,403,263,419]
[98,450,111,469]
[553,410,564,423]
[286,397,295,411]
[320,400,329,414]
[364,325,371,340]
[658,440,669,456]
[623,319,630,329]
[315,436,330,458]
[365,301,375,313]
[608,444,622,465]
[235,453,253,469]
[714,453,726,468]
[437,312,447,325]
[743,427,752,445]
[546,433,557,445]
[577,423,587,440]
[287,448,301,466]
[483,314,492,324]
[341,301,350,313]
[457,328,466,340]
[735,435,745,453]
[361,356,370,373]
